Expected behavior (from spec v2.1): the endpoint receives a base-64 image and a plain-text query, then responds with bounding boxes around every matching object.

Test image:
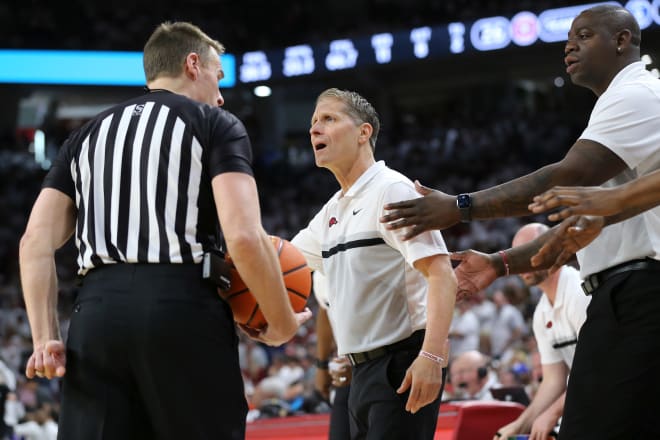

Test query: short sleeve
[580,85,660,170]
[291,207,326,273]
[377,181,448,266]
[206,109,254,178]
[41,136,76,200]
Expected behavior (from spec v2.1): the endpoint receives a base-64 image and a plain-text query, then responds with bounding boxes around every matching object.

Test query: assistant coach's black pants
[58,263,247,440]
[329,385,351,440]
[559,269,660,440]
[348,345,446,440]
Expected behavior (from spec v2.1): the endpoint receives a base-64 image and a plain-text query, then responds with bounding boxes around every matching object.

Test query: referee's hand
[26,340,66,379]
[240,307,313,346]
[396,355,443,414]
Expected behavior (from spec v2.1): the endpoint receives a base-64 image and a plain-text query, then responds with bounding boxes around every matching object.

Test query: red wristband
[498,250,510,276]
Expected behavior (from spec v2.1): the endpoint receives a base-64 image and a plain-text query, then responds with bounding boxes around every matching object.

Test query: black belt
[346,330,424,366]
[581,258,660,295]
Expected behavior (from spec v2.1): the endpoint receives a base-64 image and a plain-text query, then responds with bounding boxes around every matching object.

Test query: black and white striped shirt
[43,90,253,274]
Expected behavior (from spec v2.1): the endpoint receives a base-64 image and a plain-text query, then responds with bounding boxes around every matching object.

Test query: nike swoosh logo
[352,208,363,215]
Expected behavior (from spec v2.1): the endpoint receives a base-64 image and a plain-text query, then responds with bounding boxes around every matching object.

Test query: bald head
[584,5,641,47]
[512,222,549,248]
[451,350,489,372]
[450,350,490,396]
[512,223,551,287]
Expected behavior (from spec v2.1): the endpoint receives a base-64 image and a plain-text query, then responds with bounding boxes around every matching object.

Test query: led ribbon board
[237,0,660,83]
[0,50,236,87]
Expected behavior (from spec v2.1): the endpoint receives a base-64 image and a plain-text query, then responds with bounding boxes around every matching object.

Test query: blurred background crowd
[0,0,658,437]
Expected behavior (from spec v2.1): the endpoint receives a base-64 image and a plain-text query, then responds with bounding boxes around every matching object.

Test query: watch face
[457,194,471,208]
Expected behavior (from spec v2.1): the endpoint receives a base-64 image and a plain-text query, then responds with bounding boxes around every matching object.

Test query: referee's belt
[581,258,660,295]
[346,330,425,367]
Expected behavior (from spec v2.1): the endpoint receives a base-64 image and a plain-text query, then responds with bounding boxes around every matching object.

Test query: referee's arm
[212,172,311,345]
[20,188,76,379]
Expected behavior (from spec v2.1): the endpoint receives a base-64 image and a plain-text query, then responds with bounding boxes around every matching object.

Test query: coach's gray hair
[316,88,380,152]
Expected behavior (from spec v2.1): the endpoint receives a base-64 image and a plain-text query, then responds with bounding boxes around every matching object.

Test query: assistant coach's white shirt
[533,266,590,368]
[292,161,448,355]
[577,61,660,278]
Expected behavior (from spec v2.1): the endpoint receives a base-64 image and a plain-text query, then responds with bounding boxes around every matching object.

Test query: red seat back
[448,401,525,440]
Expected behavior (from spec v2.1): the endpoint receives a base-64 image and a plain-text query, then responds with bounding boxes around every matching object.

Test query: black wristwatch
[456,193,472,223]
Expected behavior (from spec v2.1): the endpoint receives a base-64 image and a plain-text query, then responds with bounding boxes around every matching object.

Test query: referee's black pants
[559,269,660,440]
[58,263,247,440]
[348,344,446,440]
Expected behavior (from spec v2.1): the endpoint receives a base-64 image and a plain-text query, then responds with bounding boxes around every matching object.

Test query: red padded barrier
[245,401,524,440]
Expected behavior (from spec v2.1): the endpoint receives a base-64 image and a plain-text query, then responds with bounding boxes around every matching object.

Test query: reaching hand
[26,340,66,379]
[493,419,522,440]
[380,181,460,240]
[451,250,498,298]
[529,409,559,440]
[529,185,623,222]
[240,307,313,346]
[531,215,605,273]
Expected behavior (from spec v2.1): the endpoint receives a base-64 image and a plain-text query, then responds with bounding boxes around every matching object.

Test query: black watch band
[315,358,329,369]
[456,193,472,223]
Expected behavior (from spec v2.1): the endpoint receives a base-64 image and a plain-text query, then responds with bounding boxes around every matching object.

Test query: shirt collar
[605,61,645,93]
[343,160,386,199]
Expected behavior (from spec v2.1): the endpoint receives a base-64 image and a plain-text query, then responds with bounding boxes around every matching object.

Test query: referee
[19,22,311,440]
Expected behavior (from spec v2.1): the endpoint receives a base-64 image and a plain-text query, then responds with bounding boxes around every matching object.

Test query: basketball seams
[245,304,261,327]
[224,289,249,300]
[282,263,309,276]
[287,288,309,300]
[221,235,311,329]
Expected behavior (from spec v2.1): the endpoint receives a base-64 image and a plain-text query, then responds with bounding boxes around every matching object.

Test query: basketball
[219,235,311,329]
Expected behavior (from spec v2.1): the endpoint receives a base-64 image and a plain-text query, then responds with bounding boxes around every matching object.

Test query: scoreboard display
[1,1,658,87]
[238,1,660,83]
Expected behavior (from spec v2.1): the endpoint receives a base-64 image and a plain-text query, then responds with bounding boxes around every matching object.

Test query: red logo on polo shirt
[329,217,338,228]
[546,321,553,329]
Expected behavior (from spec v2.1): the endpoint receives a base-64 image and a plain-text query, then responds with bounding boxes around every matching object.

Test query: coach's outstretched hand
[528,185,623,221]
[380,181,459,240]
[26,340,66,379]
[451,250,499,298]
[531,215,604,273]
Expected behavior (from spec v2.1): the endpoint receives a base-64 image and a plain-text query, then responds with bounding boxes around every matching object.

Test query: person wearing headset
[448,350,499,400]
[492,223,590,440]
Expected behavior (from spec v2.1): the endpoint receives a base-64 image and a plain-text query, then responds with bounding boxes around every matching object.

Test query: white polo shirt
[313,270,330,311]
[532,266,591,368]
[577,62,660,278]
[449,309,480,358]
[292,161,448,355]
